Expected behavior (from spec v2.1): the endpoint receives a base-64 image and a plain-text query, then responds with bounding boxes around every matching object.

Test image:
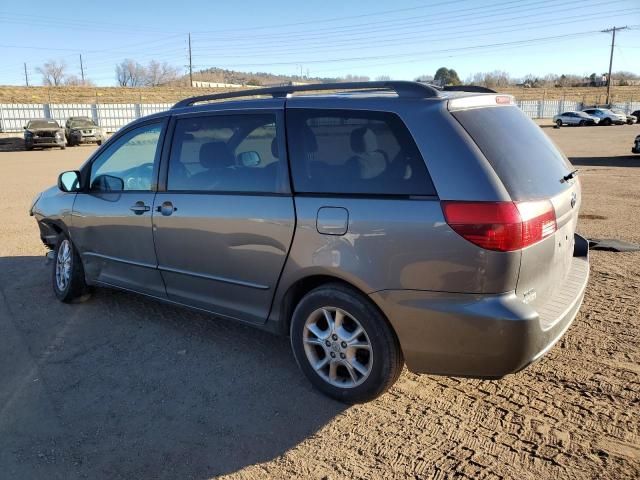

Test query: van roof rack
[172,81,441,109]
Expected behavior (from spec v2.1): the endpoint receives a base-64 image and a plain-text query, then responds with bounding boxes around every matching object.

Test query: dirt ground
[0,123,639,480]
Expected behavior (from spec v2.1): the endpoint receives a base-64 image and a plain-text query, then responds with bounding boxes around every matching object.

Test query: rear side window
[168,113,283,193]
[286,109,436,196]
[452,106,572,200]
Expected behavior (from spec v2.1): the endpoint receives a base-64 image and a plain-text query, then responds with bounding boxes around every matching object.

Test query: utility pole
[602,26,628,105]
[188,33,193,87]
[79,54,85,84]
[24,62,29,87]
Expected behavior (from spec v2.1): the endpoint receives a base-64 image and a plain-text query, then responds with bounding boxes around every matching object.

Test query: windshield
[69,118,97,128]
[28,120,59,129]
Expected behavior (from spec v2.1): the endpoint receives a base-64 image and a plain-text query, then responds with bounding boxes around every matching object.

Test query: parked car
[581,108,626,126]
[65,116,104,146]
[633,135,640,154]
[553,111,599,127]
[23,119,65,150]
[30,81,589,403]
[610,109,637,125]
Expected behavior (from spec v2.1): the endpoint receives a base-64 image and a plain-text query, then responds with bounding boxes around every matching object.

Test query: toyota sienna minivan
[30,81,589,403]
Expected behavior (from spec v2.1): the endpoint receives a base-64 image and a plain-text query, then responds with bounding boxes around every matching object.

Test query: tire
[52,235,91,303]
[60,145,66,150]
[290,283,403,403]
[25,144,33,151]
[555,119,562,127]
[601,118,612,126]
[97,140,102,146]
[579,120,585,126]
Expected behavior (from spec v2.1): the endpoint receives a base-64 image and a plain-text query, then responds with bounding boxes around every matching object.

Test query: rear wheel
[601,118,612,126]
[579,120,586,126]
[290,283,403,403]
[555,119,562,127]
[52,235,91,303]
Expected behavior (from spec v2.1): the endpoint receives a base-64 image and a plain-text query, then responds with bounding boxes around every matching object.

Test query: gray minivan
[30,82,589,403]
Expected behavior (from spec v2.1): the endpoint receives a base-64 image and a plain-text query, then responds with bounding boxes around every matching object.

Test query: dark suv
[30,82,589,403]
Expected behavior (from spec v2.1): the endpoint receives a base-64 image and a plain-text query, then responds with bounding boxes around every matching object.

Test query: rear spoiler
[447,94,515,111]
[442,85,497,94]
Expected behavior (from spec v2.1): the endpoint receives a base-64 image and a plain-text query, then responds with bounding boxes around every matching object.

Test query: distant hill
[185,67,333,87]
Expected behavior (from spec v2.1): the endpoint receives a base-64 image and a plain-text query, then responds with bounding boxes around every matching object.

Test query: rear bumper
[370,234,590,378]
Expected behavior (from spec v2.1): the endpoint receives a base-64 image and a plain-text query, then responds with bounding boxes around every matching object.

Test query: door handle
[130,201,151,215]
[156,201,177,216]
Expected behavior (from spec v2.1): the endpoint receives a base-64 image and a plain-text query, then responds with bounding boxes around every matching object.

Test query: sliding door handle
[156,201,177,216]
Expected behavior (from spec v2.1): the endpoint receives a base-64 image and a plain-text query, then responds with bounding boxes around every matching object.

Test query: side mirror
[57,170,81,192]
[238,151,261,167]
[91,174,124,192]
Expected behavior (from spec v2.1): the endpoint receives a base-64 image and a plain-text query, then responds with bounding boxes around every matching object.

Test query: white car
[581,108,626,126]
[611,109,637,125]
[553,111,599,127]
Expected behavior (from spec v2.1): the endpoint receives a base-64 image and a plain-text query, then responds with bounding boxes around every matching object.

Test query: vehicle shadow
[568,155,640,167]
[0,256,345,479]
[0,136,25,152]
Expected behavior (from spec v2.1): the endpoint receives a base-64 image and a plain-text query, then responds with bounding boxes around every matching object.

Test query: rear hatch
[449,96,580,314]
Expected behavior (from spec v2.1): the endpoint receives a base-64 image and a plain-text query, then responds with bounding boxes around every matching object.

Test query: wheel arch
[269,273,396,342]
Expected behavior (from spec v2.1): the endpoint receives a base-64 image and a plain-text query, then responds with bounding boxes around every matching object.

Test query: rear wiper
[561,169,579,183]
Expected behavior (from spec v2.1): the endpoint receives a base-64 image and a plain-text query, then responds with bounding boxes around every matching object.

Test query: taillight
[441,200,556,252]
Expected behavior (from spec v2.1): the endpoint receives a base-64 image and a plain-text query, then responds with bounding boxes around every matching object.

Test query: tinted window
[452,106,572,200]
[287,109,435,195]
[168,114,282,193]
[90,122,162,191]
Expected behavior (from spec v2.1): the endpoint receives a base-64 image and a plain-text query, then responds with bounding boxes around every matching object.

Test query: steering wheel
[124,163,154,190]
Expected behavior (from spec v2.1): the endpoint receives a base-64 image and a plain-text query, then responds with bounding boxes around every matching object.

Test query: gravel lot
[0,123,639,479]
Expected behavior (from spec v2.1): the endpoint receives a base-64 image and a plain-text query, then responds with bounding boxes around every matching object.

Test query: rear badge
[571,192,577,209]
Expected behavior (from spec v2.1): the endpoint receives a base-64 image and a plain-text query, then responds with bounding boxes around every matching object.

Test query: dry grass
[1,85,640,104]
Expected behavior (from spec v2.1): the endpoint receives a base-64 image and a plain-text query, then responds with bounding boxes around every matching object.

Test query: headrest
[350,127,378,154]
[301,124,318,152]
[199,142,234,169]
[271,137,279,158]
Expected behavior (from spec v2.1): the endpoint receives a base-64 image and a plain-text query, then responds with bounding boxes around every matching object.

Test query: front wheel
[579,120,586,126]
[290,283,403,403]
[52,235,90,303]
[601,118,612,126]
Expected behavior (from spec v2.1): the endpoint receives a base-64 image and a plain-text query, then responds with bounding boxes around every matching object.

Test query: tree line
[33,59,640,89]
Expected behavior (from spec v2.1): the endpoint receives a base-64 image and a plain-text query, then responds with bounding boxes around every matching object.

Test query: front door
[152,109,295,324]
[71,120,166,297]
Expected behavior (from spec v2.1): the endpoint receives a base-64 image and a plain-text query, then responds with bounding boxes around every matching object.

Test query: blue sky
[1,0,639,86]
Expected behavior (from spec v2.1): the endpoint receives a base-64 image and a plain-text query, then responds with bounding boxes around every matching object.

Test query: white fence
[0,103,172,132]
[1,100,640,133]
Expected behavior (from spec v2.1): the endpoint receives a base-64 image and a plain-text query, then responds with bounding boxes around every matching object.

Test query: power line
[189,7,639,59]
[190,30,607,69]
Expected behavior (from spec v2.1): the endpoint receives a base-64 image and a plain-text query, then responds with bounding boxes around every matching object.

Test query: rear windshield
[28,120,59,128]
[452,106,572,200]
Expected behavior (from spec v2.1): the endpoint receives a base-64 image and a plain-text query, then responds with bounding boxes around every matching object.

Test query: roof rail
[172,81,440,109]
[441,85,497,94]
